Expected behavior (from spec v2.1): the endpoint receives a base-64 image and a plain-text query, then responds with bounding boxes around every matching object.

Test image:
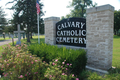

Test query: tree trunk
[30,32,33,39]
[27,32,31,43]
[26,0,31,43]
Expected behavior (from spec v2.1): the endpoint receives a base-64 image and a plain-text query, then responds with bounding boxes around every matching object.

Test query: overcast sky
[0,0,120,19]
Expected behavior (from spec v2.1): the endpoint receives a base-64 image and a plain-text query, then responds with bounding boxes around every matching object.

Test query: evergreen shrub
[28,43,87,75]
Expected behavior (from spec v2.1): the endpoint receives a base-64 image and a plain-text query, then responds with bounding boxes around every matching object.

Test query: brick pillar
[44,17,60,45]
[86,4,114,71]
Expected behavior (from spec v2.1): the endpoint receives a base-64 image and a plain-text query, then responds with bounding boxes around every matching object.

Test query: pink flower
[18,75,23,78]
[35,60,38,62]
[34,72,38,74]
[52,63,55,65]
[72,74,74,77]
[64,60,66,61]
[31,61,33,64]
[55,59,58,62]
[17,54,19,57]
[7,64,9,66]
[25,74,27,76]
[29,73,31,75]
[66,68,68,70]
[1,69,3,70]
[70,64,72,66]
[67,63,69,65]
[76,78,79,80]
[45,75,47,77]
[16,45,19,47]
[50,75,52,77]
[4,60,6,62]
[62,73,65,75]
[62,62,65,64]
[4,74,7,77]
[18,47,21,49]
[61,66,63,68]
[43,61,45,63]
[30,56,32,57]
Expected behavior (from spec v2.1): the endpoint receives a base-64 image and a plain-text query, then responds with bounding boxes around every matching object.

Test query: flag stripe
[36,0,40,14]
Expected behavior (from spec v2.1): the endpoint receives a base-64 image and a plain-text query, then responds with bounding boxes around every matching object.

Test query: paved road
[0,38,18,46]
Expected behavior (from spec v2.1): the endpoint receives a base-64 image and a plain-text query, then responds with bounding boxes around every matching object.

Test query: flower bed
[29,43,87,75]
[0,44,80,80]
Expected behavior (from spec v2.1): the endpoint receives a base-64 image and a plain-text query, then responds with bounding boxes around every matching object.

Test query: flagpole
[37,14,40,44]
[36,0,40,44]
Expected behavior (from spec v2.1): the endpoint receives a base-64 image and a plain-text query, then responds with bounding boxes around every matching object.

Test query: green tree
[7,0,44,42]
[0,6,7,34]
[62,0,97,19]
[114,10,120,35]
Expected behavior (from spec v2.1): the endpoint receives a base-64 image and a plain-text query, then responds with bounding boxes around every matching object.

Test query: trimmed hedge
[28,43,87,75]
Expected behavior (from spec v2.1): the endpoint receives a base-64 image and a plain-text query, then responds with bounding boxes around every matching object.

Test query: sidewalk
[0,38,18,46]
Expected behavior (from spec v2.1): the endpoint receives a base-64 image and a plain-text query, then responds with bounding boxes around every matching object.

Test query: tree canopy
[7,0,44,42]
[61,0,97,19]
[0,6,7,34]
[0,7,7,25]
[114,10,120,35]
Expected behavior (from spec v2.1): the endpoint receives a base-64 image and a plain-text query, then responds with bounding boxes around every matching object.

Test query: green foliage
[28,43,87,75]
[105,73,120,80]
[118,29,120,36]
[62,0,97,18]
[0,44,48,80]
[44,58,78,80]
[0,7,7,25]
[7,0,44,42]
[114,10,120,35]
[87,72,103,80]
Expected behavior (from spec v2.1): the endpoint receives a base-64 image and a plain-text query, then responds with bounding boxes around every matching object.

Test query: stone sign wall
[44,4,114,73]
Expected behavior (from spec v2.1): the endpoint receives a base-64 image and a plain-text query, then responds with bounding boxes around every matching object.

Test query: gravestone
[44,4,114,73]
[2,32,5,39]
[8,33,11,38]
[14,24,24,45]
[11,34,14,45]
[23,33,25,39]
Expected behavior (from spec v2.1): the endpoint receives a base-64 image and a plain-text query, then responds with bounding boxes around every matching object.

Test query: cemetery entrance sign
[56,18,86,47]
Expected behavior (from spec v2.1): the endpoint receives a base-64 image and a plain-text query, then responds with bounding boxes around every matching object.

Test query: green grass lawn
[112,35,120,67]
[0,37,11,41]
[21,35,45,44]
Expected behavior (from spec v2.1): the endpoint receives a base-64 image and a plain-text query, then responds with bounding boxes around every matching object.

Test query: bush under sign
[56,17,86,47]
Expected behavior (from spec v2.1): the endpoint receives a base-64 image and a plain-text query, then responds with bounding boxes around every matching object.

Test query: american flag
[36,0,40,14]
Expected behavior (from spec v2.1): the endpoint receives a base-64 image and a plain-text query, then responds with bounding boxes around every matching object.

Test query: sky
[0,0,120,20]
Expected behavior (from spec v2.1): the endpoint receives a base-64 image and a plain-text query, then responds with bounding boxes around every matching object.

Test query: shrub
[44,58,78,80]
[0,44,48,80]
[28,43,87,75]
[87,72,103,80]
